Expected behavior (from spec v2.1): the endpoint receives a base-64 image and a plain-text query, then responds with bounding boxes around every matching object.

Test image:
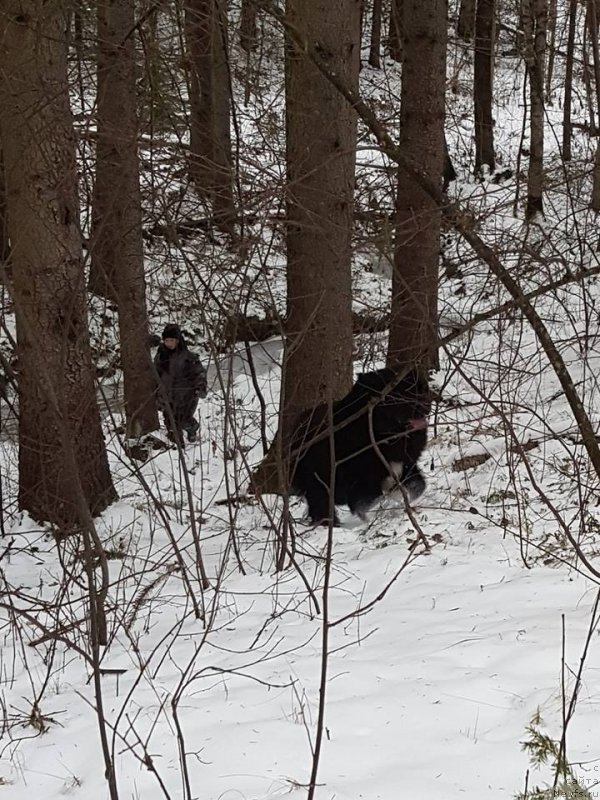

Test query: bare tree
[184,0,235,227]
[588,0,600,114]
[240,0,258,52]
[545,0,557,100]
[474,0,495,174]
[369,0,383,68]
[562,0,578,161]
[583,5,598,132]
[586,0,600,209]
[388,0,447,369]
[0,148,8,265]
[0,0,116,525]
[388,0,403,61]
[90,0,159,438]
[253,0,361,498]
[520,0,547,220]
[282,0,361,423]
[457,0,476,41]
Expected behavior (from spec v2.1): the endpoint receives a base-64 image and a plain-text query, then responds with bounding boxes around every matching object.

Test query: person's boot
[186,419,199,443]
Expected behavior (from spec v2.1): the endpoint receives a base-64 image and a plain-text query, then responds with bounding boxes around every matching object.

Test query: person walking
[154,324,207,443]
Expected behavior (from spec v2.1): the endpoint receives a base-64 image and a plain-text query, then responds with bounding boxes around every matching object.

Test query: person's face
[163,337,179,350]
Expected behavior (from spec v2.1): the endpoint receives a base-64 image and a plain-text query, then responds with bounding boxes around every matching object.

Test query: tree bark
[583,12,597,133]
[520,0,547,220]
[474,0,495,174]
[388,0,447,370]
[369,0,383,68]
[0,149,9,265]
[562,0,578,160]
[89,0,160,438]
[284,0,360,417]
[253,0,361,494]
[586,0,600,210]
[545,0,557,101]
[388,0,403,62]
[592,141,600,211]
[0,0,116,526]
[240,0,258,52]
[587,0,600,122]
[184,0,235,228]
[457,0,476,41]
[443,133,457,190]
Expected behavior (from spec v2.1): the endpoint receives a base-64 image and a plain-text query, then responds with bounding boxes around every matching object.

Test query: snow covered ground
[2,333,600,799]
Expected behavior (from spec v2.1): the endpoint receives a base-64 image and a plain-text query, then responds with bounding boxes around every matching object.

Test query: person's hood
[161,324,187,350]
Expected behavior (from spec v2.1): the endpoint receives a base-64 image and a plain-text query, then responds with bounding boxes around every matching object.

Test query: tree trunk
[545,0,557,101]
[284,0,360,416]
[587,0,600,209]
[474,0,495,174]
[443,133,457,190]
[254,0,361,495]
[592,0,600,31]
[0,149,9,265]
[239,0,258,52]
[388,0,447,370]
[521,0,547,220]
[0,0,116,526]
[592,141,600,211]
[583,13,597,134]
[587,0,600,120]
[388,0,403,62]
[369,0,383,68]
[184,0,235,228]
[562,0,578,160]
[89,0,160,438]
[457,0,476,41]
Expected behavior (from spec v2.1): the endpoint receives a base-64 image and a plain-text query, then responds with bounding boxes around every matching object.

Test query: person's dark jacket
[154,327,207,423]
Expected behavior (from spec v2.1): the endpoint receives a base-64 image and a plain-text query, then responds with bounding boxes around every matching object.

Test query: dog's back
[290,367,430,523]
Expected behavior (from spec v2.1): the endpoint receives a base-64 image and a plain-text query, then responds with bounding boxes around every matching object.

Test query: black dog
[290,368,430,525]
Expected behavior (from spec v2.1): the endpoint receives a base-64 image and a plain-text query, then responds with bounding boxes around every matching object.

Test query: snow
[2,342,600,798]
[2,504,600,799]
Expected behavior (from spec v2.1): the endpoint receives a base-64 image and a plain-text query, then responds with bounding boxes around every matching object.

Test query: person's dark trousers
[163,413,181,443]
[165,397,200,443]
